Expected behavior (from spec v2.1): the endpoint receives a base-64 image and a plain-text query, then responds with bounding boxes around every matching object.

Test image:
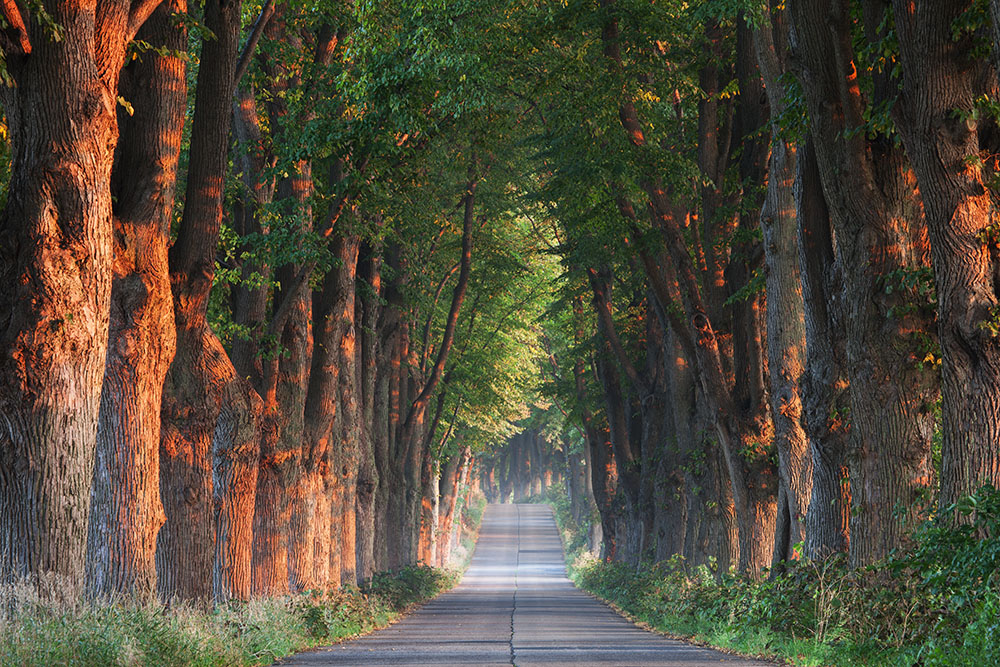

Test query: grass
[545,483,1000,667]
[0,565,459,667]
[0,493,488,666]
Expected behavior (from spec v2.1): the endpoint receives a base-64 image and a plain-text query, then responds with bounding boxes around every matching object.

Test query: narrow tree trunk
[437,447,468,567]
[419,450,439,565]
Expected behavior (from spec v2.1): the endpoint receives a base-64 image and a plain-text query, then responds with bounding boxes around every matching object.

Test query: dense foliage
[559,486,1000,666]
[4,0,1000,663]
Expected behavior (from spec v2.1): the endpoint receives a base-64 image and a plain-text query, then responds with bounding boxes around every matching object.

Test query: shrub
[558,487,1000,667]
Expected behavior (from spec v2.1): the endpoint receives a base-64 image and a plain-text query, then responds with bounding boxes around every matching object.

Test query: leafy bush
[562,487,1000,667]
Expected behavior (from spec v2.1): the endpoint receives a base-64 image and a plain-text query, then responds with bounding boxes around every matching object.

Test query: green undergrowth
[0,565,458,666]
[549,485,1000,667]
[0,493,488,667]
[449,493,488,572]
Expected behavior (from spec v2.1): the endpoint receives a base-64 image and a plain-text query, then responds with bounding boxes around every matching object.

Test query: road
[278,504,775,666]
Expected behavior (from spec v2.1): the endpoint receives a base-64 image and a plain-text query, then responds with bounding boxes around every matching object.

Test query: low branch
[587,266,651,397]
[2,0,31,54]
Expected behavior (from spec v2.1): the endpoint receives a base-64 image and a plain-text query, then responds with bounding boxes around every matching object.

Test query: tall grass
[0,565,458,667]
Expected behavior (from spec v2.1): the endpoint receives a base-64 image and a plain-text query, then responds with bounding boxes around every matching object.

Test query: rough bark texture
[213,378,261,602]
[600,1,777,573]
[0,0,129,591]
[892,0,1000,507]
[790,0,939,566]
[158,0,244,601]
[356,246,381,582]
[335,234,361,585]
[753,9,812,562]
[87,1,184,599]
[796,139,851,559]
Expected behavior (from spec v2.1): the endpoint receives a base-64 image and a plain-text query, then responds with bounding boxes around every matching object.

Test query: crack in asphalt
[509,502,520,667]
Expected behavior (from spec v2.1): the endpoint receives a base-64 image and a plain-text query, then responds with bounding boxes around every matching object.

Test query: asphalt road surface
[279,504,775,666]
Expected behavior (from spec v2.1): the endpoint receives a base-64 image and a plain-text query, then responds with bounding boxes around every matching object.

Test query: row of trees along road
[3,0,1000,604]
[0,0,553,602]
[478,0,1000,577]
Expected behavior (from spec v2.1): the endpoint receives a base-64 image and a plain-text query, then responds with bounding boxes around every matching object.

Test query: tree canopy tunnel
[4,0,1000,605]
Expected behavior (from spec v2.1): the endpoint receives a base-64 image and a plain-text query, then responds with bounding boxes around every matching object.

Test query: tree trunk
[796,139,851,560]
[437,447,468,567]
[335,235,361,585]
[893,0,1000,508]
[86,1,184,600]
[750,9,812,563]
[213,379,261,602]
[419,450,439,565]
[373,247,403,570]
[396,175,476,565]
[0,0,129,591]
[158,0,244,601]
[356,246,381,582]
[300,233,358,588]
[790,0,939,566]
[279,261,313,592]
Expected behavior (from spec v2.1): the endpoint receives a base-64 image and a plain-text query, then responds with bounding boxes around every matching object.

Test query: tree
[0,0,164,590]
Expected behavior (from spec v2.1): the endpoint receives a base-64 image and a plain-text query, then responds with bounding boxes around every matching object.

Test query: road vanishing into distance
[279,504,774,666]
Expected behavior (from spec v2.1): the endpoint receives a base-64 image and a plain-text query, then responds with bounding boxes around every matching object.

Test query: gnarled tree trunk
[0,0,131,592]
[87,0,184,600]
[158,0,244,601]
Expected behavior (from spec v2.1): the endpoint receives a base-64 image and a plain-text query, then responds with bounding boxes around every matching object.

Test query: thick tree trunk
[158,0,244,600]
[790,0,939,566]
[893,0,1000,508]
[761,138,812,562]
[335,236,361,585]
[250,412,291,595]
[600,1,777,574]
[0,0,129,591]
[653,332,688,563]
[213,379,261,602]
[795,139,851,560]
[751,11,812,564]
[280,264,313,592]
[372,347,394,570]
[356,247,381,582]
[86,1,184,600]
[375,246,409,569]
[300,233,358,588]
